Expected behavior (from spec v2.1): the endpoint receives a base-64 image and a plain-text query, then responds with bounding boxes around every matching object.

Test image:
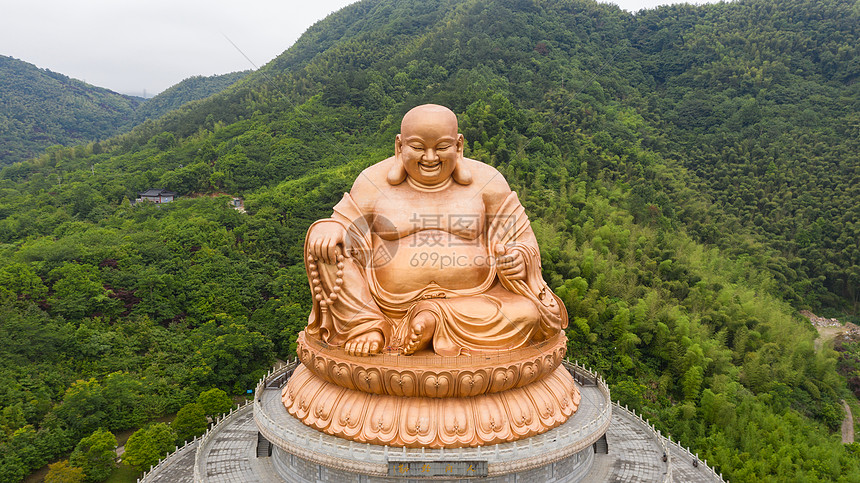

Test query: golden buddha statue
[283,105,580,448]
[303,104,567,357]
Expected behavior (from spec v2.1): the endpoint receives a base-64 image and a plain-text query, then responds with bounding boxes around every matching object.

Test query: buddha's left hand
[495,245,527,281]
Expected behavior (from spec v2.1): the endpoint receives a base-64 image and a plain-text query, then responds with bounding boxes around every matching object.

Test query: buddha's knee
[504,297,541,324]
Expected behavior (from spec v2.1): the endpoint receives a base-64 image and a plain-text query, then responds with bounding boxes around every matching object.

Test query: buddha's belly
[373,231,492,293]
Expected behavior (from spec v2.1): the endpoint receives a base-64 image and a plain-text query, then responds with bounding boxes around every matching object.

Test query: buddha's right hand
[307,221,346,264]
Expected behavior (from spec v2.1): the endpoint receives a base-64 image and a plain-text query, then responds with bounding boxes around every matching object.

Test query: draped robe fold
[304,191,568,356]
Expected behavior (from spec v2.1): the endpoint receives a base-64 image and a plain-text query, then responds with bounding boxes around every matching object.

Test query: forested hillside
[0,57,250,165]
[0,0,858,481]
[0,56,142,165]
[631,0,860,311]
[131,71,252,123]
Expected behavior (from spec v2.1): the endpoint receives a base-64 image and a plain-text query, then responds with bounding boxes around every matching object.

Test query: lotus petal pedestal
[283,331,580,448]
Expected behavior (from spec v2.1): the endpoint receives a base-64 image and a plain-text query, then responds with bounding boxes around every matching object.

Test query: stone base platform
[138,361,726,483]
[258,360,610,482]
[272,444,594,482]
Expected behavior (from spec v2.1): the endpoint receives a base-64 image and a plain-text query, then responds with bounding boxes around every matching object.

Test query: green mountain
[630,0,860,311]
[1,0,859,481]
[131,71,252,122]
[0,56,250,166]
[0,55,142,165]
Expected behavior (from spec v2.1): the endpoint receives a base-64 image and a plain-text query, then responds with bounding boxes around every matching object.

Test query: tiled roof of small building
[138,188,177,197]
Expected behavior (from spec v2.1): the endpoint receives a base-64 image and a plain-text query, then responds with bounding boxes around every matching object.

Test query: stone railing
[612,402,672,483]
[137,437,199,482]
[612,402,727,483]
[138,398,251,483]
[139,365,293,483]
[254,359,297,396]
[190,399,255,482]
[664,432,727,482]
[566,359,606,386]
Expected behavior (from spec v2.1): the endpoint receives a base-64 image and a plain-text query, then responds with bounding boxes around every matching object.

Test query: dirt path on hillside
[843,400,855,443]
[814,325,845,351]
[807,312,856,443]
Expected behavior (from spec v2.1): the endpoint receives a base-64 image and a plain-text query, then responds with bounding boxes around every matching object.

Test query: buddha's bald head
[401,104,459,139]
[392,104,470,187]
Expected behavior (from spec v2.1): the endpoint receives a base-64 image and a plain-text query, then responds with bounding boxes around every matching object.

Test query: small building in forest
[136,188,176,204]
[230,197,245,213]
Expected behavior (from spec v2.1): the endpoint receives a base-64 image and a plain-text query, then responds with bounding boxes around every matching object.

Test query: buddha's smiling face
[396,105,464,186]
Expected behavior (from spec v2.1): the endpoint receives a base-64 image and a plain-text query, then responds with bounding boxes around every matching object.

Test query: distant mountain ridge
[0,55,250,165]
[0,55,141,164]
[132,71,251,123]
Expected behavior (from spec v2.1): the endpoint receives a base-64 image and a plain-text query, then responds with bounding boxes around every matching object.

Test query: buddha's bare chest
[371,187,485,240]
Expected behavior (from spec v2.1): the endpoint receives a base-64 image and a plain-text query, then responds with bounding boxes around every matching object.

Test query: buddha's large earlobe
[388,134,408,185]
[452,134,472,185]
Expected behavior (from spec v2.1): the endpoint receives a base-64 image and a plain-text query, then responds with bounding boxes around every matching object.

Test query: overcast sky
[1,0,715,97]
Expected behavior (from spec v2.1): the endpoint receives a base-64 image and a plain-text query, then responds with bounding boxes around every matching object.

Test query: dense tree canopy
[44,461,84,483]
[68,429,116,482]
[171,403,207,443]
[196,388,234,417]
[122,423,175,472]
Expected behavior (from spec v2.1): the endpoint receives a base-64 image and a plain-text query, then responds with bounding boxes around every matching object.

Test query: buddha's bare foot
[344,331,383,356]
[402,311,435,355]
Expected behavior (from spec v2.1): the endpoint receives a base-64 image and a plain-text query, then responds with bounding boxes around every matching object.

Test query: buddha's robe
[304,191,567,356]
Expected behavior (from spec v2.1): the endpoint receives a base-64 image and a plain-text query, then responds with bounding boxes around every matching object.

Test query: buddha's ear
[388,134,408,185]
[394,133,403,157]
[452,134,472,185]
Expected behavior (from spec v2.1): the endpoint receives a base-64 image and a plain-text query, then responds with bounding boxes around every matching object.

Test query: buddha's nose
[424,148,439,161]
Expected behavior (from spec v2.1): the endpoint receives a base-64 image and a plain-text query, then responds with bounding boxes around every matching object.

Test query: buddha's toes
[344,331,384,356]
[402,312,435,355]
